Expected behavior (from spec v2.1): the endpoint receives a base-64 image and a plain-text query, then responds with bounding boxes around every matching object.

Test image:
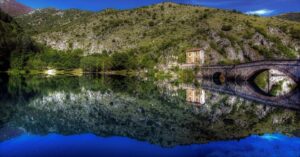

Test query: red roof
[186,48,202,52]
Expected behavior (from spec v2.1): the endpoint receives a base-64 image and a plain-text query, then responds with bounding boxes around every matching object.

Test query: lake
[0,74,300,157]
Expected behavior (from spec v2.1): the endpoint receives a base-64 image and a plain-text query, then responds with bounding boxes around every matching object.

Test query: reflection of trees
[1,74,300,147]
[0,74,19,129]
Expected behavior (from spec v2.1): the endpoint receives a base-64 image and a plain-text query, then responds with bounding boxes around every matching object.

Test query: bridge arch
[213,72,226,85]
[245,68,298,98]
[246,67,298,84]
[246,80,298,101]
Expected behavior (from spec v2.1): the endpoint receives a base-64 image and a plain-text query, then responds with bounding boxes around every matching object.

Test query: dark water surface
[0,74,300,157]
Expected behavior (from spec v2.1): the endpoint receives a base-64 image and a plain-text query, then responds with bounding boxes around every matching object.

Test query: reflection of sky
[16,0,300,16]
[0,134,300,157]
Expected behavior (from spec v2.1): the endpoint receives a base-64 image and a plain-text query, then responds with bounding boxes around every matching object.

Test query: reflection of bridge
[192,60,300,110]
[198,79,300,110]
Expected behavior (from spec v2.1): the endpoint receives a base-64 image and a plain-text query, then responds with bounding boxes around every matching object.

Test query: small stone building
[186,89,206,105]
[186,48,205,65]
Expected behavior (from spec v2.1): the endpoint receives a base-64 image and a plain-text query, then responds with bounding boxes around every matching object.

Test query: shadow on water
[0,74,300,148]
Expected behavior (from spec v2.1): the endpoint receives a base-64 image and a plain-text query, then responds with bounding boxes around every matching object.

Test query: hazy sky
[17,0,300,16]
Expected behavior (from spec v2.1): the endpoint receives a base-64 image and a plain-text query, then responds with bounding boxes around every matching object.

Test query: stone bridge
[198,60,300,83]
[193,60,300,110]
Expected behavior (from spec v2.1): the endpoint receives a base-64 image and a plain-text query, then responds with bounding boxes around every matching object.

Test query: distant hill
[277,13,300,22]
[0,0,32,16]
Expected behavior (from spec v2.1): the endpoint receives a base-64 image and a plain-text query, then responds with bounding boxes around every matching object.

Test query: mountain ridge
[0,0,32,16]
[277,12,300,22]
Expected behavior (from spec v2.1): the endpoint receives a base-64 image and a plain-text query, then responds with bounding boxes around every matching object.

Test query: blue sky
[17,0,300,16]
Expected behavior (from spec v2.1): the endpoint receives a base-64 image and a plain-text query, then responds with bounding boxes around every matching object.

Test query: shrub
[148,21,155,27]
[178,69,195,83]
[290,28,300,39]
[80,54,112,72]
[210,41,218,50]
[68,42,73,48]
[243,30,254,39]
[279,25,288,33]
[111,52,137,70]
[252,45,272,58]
[221,25,232,31]
[231,9,242,14]
[254,26,268,37]
[254,71,268,91]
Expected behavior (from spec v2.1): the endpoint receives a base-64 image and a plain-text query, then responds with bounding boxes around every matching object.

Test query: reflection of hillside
[1,75,300,147]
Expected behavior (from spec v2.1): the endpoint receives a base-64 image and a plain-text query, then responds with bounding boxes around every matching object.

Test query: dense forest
[0,9,36,71]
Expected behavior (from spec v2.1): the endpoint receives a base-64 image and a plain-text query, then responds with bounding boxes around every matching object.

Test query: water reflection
[186,88,205,105]
[1,134,300,157]
[0,74,299,148]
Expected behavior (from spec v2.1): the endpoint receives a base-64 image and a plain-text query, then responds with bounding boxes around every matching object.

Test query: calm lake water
[0,74,300,157]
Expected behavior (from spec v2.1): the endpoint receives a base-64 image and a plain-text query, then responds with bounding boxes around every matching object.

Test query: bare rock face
[224,47,237,60]
[242,44,263,61]
[218,38,231,48]
[252,32,272,48]
[0,0,32,16]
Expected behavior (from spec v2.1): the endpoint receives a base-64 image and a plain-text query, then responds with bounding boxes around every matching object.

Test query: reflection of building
[186,89,205,105]
[186,48,205,65]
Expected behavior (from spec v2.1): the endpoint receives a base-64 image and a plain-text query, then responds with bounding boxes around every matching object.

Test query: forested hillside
[0,9,36,71]
[6,2,300,71]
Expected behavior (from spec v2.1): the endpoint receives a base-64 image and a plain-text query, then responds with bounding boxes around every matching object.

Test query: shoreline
[5,69,145,77]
